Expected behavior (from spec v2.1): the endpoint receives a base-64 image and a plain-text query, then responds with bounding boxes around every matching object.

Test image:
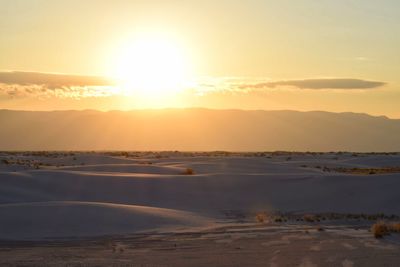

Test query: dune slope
[0,201,209,240]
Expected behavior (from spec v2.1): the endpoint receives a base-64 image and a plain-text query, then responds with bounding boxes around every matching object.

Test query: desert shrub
[392,223,400,233]
[371,221,400,238]
[371,222,389,238]
[182,168,194,175]
[303,214,316,223]
[255,212,268,223]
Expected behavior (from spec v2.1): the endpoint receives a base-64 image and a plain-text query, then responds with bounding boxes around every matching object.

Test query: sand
[0,151,399,266]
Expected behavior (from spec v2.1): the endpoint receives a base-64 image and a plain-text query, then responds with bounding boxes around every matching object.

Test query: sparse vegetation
[253,212,400,224]
[1,151,399,160]
[328,166,400,175]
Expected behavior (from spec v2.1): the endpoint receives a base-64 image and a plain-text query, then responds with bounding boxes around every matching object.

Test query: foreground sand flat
[1,223,400,267]
[0,151,399,266]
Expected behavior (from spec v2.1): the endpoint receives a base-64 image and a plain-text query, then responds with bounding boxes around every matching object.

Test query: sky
[0,0,399,117]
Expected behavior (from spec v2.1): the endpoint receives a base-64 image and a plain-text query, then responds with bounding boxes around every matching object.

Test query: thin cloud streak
[0,71,117,99]
[0,71,114,88]
[240,78,386,90]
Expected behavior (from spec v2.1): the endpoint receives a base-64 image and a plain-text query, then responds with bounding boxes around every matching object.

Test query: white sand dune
[1,152,400,240]
[0,201,210,240]
[59,163,184,174]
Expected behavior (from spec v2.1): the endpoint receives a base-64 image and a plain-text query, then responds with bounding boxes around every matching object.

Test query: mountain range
[1,109,399,151]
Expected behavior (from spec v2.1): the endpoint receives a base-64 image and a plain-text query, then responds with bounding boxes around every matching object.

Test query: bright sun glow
[111,33,192,99]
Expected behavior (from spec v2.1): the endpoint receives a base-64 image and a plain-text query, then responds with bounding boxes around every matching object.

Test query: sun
[111,33,192,99]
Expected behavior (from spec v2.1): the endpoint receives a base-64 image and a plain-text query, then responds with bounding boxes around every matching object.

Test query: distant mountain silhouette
[0,109,399,151]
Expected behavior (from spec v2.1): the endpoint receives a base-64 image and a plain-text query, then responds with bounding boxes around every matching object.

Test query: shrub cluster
[371,221,400,238]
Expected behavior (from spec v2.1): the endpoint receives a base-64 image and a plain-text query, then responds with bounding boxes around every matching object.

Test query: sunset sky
[1,0,399,117]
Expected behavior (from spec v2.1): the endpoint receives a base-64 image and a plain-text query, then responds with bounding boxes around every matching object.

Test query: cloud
[0,71,387,100]
[240,78,386,90]
[0,71,114,88]
[0,71,116,98]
